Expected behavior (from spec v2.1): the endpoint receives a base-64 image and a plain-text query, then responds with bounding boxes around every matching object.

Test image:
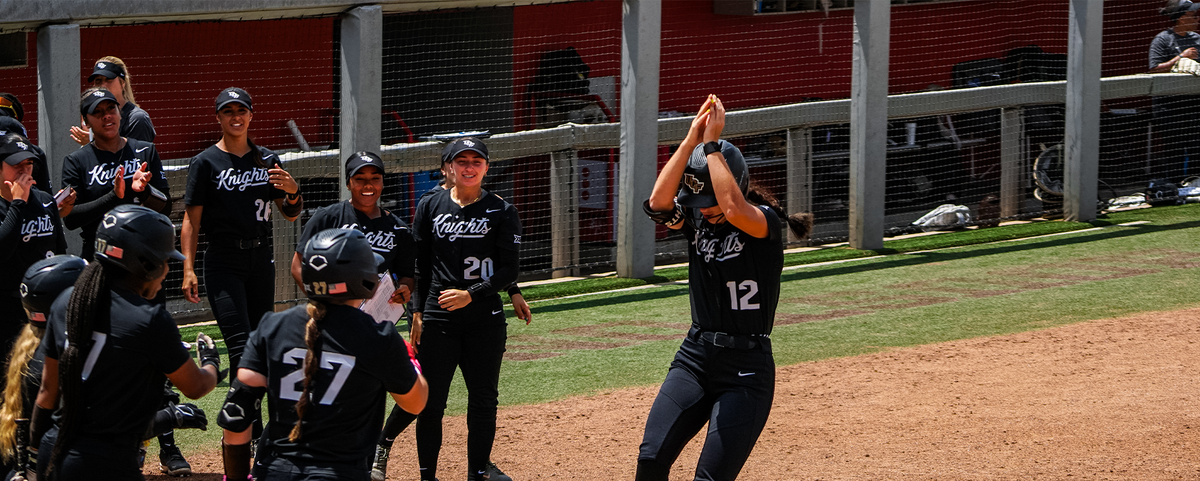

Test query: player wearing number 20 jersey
[410,137,520,481]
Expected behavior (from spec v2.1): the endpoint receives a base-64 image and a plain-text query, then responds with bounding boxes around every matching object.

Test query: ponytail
[745,179,814,240]
[0,324,46,461]
[48,262,110,475]
[246,138,268,170]
[288,300,327,442]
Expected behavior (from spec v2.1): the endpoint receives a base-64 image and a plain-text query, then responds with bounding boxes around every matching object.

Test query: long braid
[0,324,45,461]
[745,179,813,239]
[288,300,327,442]
[48,262,109,475]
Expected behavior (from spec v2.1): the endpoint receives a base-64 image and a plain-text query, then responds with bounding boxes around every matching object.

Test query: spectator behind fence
[1148,0,1200,182]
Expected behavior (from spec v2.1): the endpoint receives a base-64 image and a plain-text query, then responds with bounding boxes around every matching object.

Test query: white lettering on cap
[228,91,240,99]
[97,62,106,69]
[463,140,475,147]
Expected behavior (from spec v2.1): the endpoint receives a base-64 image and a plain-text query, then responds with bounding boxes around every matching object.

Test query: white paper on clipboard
[359,271,406,324]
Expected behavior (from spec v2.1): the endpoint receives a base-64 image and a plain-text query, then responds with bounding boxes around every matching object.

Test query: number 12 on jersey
[726,280,760,311]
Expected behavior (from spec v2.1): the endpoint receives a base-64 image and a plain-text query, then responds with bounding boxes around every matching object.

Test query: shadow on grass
[781,220,1200,283]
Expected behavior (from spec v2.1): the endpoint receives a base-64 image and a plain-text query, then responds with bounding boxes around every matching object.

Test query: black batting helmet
[20,255,87,325]
[301,228,383,301]
[677,140,749,208]
[94,205,185,280]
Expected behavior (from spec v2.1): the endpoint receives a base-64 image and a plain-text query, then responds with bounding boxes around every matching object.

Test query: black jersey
[38,286,191,440]
[184,144,286,242]
[241,303,420,468]
[681,206,783,335]
[412,188,521,317]
[296,201,414,280]
[61,138,169,259]
[0,189,66,293]
[120,102,155,143]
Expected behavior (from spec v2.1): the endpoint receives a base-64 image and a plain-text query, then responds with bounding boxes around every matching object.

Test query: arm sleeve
[412,202,432,314]
[1151,34,1177,69]
[465,205,521,300]
[183,156,208,206]
[0,201,25,263]
[506,283,521,298]
[148,308,190,374]
[391,221,416,280]
[63,190,122,231]
[379,329,419,395]
[125,109,156,143]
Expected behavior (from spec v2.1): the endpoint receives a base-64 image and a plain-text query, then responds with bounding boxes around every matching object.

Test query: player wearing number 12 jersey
[637,95,812,481]
[410,137,520,481]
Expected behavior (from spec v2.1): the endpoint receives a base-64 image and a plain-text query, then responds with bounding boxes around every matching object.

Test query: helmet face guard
[94,205,184,281]
[301,228,384,301]
[676,140,749,208]
[21,255,87,325]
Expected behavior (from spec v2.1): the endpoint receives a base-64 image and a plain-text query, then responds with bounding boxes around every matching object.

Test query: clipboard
[359,271,407,324]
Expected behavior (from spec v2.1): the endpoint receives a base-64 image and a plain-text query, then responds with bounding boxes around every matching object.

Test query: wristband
[702,141,721,156]
[286,191,300,202]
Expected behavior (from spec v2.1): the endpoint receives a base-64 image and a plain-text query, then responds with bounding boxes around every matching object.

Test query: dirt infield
[147,307,1200,480]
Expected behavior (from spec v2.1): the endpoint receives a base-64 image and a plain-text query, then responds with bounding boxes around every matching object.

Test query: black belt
[210,237,266,249]
[690,328,771,351]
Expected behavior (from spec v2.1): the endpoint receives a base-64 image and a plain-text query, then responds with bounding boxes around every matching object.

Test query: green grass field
[164,203,1200,458]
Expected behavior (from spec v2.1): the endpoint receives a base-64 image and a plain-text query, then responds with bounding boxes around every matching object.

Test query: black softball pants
[41,427,143,480]
[637,333,775,481]
[414,305,507,481]
[202,243,275,371]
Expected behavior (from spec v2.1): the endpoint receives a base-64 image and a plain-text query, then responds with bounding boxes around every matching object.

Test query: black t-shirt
[681,206,783,335]
[0,189,66,292]
[412,188,521,317]
[120,102,156,143]
[61,138,169,259]
[184,144,286,242]
[295,201,414,281]
[38,286,191,440]
[240,303,420,469]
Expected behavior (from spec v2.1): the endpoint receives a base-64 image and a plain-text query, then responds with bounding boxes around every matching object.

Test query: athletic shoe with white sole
[159,445,193,477]
[371,444,391,481]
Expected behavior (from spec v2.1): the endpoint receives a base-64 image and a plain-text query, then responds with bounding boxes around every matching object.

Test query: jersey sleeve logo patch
[682,173,705,194]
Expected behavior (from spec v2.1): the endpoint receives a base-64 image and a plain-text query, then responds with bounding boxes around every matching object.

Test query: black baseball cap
[441,137,489,164]
[88,60,126,82]
[345,151,384,178]
[79,89,119,117]
[0,136,39,166]
[215,87,253,112]
[0,117,27,138]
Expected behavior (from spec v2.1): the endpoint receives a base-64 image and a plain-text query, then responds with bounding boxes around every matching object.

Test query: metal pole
[786,127,813,244]
[849,1,889,250]
[616,0,660,278]
[338,5,383,200]
[37,24,81,254]
[1064,0,1102,222]
[1000,107,1024,218]
[550,150,580,278]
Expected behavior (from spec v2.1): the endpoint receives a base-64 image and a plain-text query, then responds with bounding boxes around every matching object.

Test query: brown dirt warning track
[150,306,1200,480]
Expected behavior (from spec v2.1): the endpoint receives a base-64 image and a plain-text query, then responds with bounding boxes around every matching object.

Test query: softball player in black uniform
[0,256,84,480]
[0,93,58,198]
[181,87,303,371]
[410,137,520,481]
[290,151,414,311]
[61,88,170,261]
[217,228,426,481]
[32,205,220,480]
[638,96,809,481]
[69,57,156,145]
[0,132,67,386]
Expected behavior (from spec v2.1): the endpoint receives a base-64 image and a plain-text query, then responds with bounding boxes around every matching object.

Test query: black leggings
[637,336,775,481]
[413,308,506,481]
[203,244,275,370]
